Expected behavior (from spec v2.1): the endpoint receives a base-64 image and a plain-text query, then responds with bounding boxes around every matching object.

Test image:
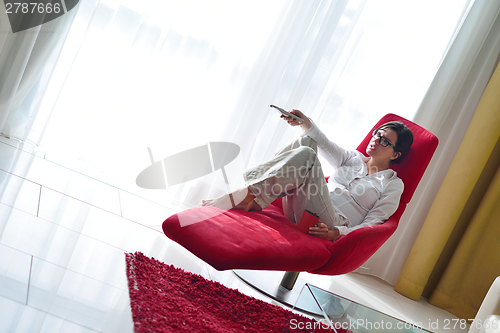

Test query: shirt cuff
[335,225,349,238]
[300,118,316,137]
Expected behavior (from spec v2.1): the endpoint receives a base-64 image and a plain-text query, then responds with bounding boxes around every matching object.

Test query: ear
[391,151,402,161]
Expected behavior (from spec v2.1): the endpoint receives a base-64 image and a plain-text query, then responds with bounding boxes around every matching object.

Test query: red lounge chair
[162,114,438,290]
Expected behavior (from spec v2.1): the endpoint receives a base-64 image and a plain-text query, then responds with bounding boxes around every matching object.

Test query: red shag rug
[125,252,342,333]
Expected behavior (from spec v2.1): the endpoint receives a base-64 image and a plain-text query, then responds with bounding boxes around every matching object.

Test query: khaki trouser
[243,136,346,229]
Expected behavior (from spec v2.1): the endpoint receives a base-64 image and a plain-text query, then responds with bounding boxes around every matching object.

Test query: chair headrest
[356,113,439,204]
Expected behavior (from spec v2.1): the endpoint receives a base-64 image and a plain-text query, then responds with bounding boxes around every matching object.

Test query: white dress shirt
[301,121,403,236]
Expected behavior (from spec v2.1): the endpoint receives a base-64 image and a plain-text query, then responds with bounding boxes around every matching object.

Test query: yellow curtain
[394,62,500,320]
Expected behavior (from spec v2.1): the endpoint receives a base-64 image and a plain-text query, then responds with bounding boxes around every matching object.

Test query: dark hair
[377,121,413,163]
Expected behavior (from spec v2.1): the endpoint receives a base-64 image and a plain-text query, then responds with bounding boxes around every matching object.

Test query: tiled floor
[0,137,469,332]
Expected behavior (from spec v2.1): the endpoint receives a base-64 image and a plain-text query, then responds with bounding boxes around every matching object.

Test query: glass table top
[290,283,432,333]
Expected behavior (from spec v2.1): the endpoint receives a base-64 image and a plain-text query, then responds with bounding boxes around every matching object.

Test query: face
[366,128,401,162]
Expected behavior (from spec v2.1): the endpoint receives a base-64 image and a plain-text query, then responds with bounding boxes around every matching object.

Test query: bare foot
[243,198,262,212]
[201,186,246,209]
[202,187,262,211]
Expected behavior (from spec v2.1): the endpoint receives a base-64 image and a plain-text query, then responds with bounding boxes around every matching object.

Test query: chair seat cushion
[163,204,332,271]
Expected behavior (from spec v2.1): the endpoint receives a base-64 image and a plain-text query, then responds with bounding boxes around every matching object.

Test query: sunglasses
[372,129,397,150]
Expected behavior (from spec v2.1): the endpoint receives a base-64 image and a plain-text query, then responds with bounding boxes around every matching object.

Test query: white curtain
[34,0,473,211]
[356,0,500,284]
[0,3,76,142]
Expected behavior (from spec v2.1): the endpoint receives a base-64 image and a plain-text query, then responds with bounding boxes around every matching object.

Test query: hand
[308,222,340,241]
[281,109,312,131]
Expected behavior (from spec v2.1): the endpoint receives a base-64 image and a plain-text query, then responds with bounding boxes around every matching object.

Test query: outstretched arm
[281,109,355,168]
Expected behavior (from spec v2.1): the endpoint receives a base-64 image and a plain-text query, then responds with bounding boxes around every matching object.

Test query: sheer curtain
[35,0,289,205]
[35,0,473,209]
[0,3,77,143]
[21,0,478,282]
[357,0,500,284]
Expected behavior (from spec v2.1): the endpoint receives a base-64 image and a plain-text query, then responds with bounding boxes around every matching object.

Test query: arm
[284,109,355,168]
[336,178,404,237]
[308,223,340,241]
